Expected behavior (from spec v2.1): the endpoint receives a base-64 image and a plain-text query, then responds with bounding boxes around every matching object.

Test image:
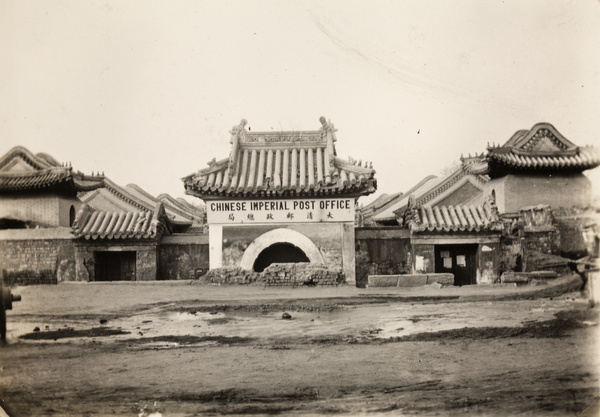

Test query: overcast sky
[2,0,599,204]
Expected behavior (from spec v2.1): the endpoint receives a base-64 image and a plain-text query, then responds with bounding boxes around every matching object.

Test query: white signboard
[207,198,355,224]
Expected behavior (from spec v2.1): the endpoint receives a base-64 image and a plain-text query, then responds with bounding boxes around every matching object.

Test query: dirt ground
[0,280,599,417]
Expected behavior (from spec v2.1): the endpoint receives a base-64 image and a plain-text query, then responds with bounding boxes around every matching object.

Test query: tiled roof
[372,176,442,223]
[373,161,489,224]
[183,118,377,199]
[409,197,502,233]
[0,168,70,191]
[487,123,600,174]
[125,184,193,225]
[0,146,104,193]
[72,203,171,240]
[460,153,489,175]
[487,147,600,171]
[80,179,194,228]
[157,193,206,225]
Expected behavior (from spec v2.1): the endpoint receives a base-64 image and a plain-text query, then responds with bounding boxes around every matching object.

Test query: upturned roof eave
[184,185,376,201]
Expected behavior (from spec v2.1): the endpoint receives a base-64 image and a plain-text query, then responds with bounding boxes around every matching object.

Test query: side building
[359,122,599,287]
[0,146,104,284]
[0,146,207,284]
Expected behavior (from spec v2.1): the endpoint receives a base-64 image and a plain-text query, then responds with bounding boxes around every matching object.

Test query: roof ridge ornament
[228,119,247,179]
[319,116,337,141]
[320,117,338,182]
[229,119,248,138]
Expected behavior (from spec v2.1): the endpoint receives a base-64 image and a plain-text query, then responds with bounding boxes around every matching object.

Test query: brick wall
[355,227,412,288]
[554,213,598,259]
[74,242,158,282]
[477,242,501,284]
[0,236,74,285]
[413,244,435,274]
[158,234,209,280]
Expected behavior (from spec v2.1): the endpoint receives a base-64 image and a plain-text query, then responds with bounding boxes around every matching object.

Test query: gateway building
[183,118,377,285]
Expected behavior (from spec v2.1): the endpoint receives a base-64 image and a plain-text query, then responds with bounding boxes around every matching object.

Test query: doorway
[435,244,477,286]
[252,243,309,272]
[95,251,136,281]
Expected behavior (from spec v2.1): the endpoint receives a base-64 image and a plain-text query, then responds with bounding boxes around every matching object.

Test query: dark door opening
[95,251,136,281]
[253,243,310,272]
[435,244,478,286]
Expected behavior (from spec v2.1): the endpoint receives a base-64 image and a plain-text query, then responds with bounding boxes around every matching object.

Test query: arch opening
[239,228,325,271]
[252,243,310,272]
[69,205,76,227]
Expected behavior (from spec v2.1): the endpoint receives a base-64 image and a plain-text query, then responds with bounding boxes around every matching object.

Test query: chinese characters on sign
[207,198,355,224]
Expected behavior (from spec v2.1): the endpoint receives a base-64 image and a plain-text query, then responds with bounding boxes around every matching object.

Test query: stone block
[397,274,428,287]
[501,272,530,283]
[367,275,399,287]
[528,271,558,279]
[427,273,454,286]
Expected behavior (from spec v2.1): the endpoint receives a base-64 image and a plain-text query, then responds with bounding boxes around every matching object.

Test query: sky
[2,0,599,205]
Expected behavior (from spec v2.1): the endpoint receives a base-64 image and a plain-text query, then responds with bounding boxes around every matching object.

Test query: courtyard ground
[0,274,598,417]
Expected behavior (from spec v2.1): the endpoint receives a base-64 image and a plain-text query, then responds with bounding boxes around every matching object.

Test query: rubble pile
[198,263,346,287]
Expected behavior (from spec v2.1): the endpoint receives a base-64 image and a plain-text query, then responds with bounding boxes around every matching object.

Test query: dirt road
[0,281,598,416]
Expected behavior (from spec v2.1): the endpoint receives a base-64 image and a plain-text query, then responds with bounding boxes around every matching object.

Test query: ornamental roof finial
[319,116,337,140]
[229,119,247,140]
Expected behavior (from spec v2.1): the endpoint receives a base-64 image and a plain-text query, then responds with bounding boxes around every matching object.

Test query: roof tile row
[409,198,502,233]
[0,147,104,193]
[187,149,373,197]
[183,119,376,198]
[0,169,71,191]
[488,147,599,170]
[72,203,170,240]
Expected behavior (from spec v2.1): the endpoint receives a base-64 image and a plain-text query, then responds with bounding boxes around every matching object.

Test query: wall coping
[160,234,209,245]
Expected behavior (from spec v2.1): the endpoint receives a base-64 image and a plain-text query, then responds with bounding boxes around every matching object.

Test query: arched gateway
[240,228,325,271]
[182,117,377,286]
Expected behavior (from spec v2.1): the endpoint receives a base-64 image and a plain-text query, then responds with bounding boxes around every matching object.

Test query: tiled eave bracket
[408,195,503,234]
[71,202,172,241]
[182,117,377,200]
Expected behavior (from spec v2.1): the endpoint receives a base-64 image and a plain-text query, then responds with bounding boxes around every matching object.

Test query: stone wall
[477,242,501,284]
[0,235,75,285]
[499,236,523,274]
[74,242,158,282]
[413,244,435,274]
[495,207,598,275]
[355,227,412,288]
[198,263,345,287]
[523,231,559,256]
[158,234,209,280]
[0,228,74,285]
[553,210,599,259]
